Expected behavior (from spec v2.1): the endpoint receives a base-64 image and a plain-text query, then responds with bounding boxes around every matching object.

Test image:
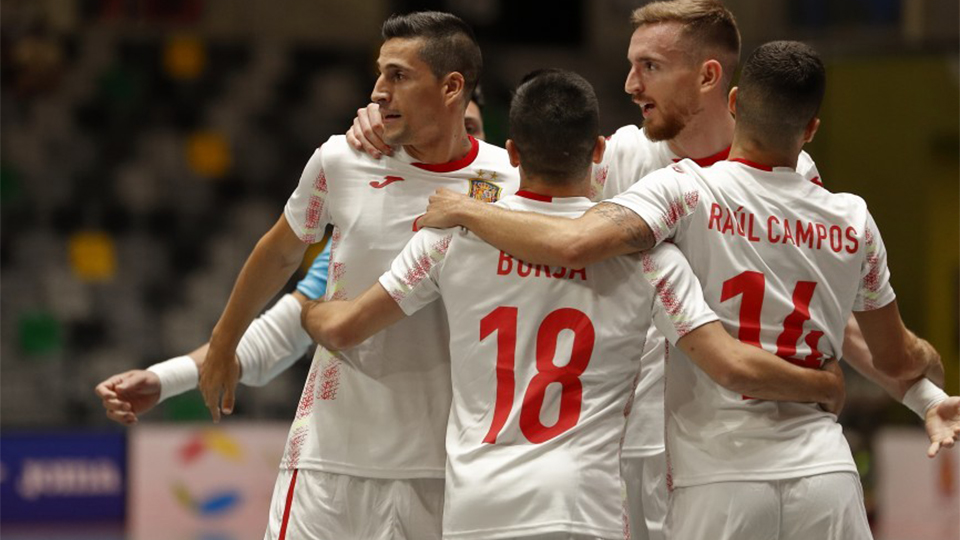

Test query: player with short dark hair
[197,11,519,539]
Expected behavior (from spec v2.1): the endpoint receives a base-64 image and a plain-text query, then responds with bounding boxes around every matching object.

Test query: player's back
[439,192,655,539]
[624,158,882,487]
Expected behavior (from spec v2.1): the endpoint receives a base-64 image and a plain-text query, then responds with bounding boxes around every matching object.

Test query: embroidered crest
[468,179,502,203]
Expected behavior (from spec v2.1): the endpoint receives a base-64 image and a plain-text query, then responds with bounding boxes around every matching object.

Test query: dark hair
[382,11,482,106]
[509,69,600,184]
[736,41,825,147]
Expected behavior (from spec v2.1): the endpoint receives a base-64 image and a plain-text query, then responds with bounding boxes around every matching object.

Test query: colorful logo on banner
[173,431,244,516]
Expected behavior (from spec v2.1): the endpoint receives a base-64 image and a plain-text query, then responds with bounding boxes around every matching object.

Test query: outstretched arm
[420,189,654,269]
[301,284,406,351]
[676,321,845,413]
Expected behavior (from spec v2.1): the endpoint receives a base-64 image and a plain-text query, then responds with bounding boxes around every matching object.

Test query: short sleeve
[641,243,719,345]
[378,229,453,315]
[797,150,824,187]
[284,145,331,244]
[853,211,896,311]
[605,164,702,244]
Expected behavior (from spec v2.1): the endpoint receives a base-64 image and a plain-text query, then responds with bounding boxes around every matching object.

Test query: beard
[636,93,699,142]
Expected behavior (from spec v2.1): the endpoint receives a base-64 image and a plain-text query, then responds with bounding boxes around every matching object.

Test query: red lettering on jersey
[553,266,567,279]
[568,268,587,281]
[829,226,843,253]
[815,223,827,250]
[768,216,781,243]
[795,221,814,248]
[708,203,723,231]
[534,264,550,277]
[747,214,761,242]
[781,220,795,246]
[721,212,736,235]
[845,227,859,253]
[517,261,532,277]
[498,251,513,275]
[369,175,405,189]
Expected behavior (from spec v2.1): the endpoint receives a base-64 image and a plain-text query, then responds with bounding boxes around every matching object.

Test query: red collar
[728,157,774,171]
[674,146,731,167]
[411,137,480,172]
[515,190,553,202]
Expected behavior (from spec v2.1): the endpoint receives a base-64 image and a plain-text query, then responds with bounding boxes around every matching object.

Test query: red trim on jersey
[412,214,425,231]
[810,175,823,186]
[515,190,553,202]
[278,469,299,540]
[674,146,731,167]
[729,158,774,171]
[411,136,480,172]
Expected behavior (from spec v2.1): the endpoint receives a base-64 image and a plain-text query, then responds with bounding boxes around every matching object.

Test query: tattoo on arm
[592,203,655,251]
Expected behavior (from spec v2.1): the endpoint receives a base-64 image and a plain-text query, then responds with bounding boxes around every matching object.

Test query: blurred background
[0,0,957,539]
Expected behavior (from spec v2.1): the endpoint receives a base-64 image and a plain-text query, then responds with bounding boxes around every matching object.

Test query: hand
[819,359,846,416]
[419,188,478,229]
[198,345,240,423]
[94,370,161,426]
[924,396,960,458]
[346,103,392,158]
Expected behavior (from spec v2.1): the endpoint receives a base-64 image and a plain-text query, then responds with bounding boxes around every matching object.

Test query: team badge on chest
[468,170,502,203]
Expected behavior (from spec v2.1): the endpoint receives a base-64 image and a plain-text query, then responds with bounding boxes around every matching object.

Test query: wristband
[147,355,199,403]
[902,378,948,418]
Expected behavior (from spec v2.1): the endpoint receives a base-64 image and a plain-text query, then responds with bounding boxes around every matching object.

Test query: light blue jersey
[295,242,331,300]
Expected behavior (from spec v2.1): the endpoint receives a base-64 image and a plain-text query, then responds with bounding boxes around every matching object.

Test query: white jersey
[281,135,519,479]
[593,124,821,457]
[608,158,895,487]
[379,192,717,539]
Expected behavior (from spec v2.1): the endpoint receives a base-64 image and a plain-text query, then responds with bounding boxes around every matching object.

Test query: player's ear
[505,139,521,168]
[592,136,606,164]
[700,59,723,94]
[443,72,466,108]
[803,116,820,143]
[728,87,738,118]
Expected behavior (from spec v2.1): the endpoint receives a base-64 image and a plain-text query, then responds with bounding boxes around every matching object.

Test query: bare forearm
[455,201,650,269]
[679,322,838,403]
[728,346,838,404]
[210,222,306,352]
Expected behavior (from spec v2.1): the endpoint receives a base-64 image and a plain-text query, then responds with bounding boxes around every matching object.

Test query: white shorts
[264,468,444,540]
[665,472,872,540]
[621,452,667,540]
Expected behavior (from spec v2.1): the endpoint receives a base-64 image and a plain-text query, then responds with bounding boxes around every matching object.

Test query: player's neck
[729,132,801,170]
[404,124,472,165]
[518,173,590,199]
[666,103,734,161]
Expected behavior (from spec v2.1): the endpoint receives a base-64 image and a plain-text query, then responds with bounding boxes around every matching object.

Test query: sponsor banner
[128,423,289,540]
[0,431,126,522]
[875,427,959,540]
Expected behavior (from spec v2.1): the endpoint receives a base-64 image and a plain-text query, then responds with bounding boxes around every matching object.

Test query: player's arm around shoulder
[643,243,844,412]
[301,228,450,350]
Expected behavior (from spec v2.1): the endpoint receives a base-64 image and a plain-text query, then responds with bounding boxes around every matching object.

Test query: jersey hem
[444,521,621,540]
[621,445,666,459]
[279,458,445,480]
[670,461,858,488]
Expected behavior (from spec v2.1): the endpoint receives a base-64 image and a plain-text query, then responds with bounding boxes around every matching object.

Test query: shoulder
[317,135,375,168]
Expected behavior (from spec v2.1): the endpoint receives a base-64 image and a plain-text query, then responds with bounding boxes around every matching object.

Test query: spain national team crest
[468,170,502,203]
